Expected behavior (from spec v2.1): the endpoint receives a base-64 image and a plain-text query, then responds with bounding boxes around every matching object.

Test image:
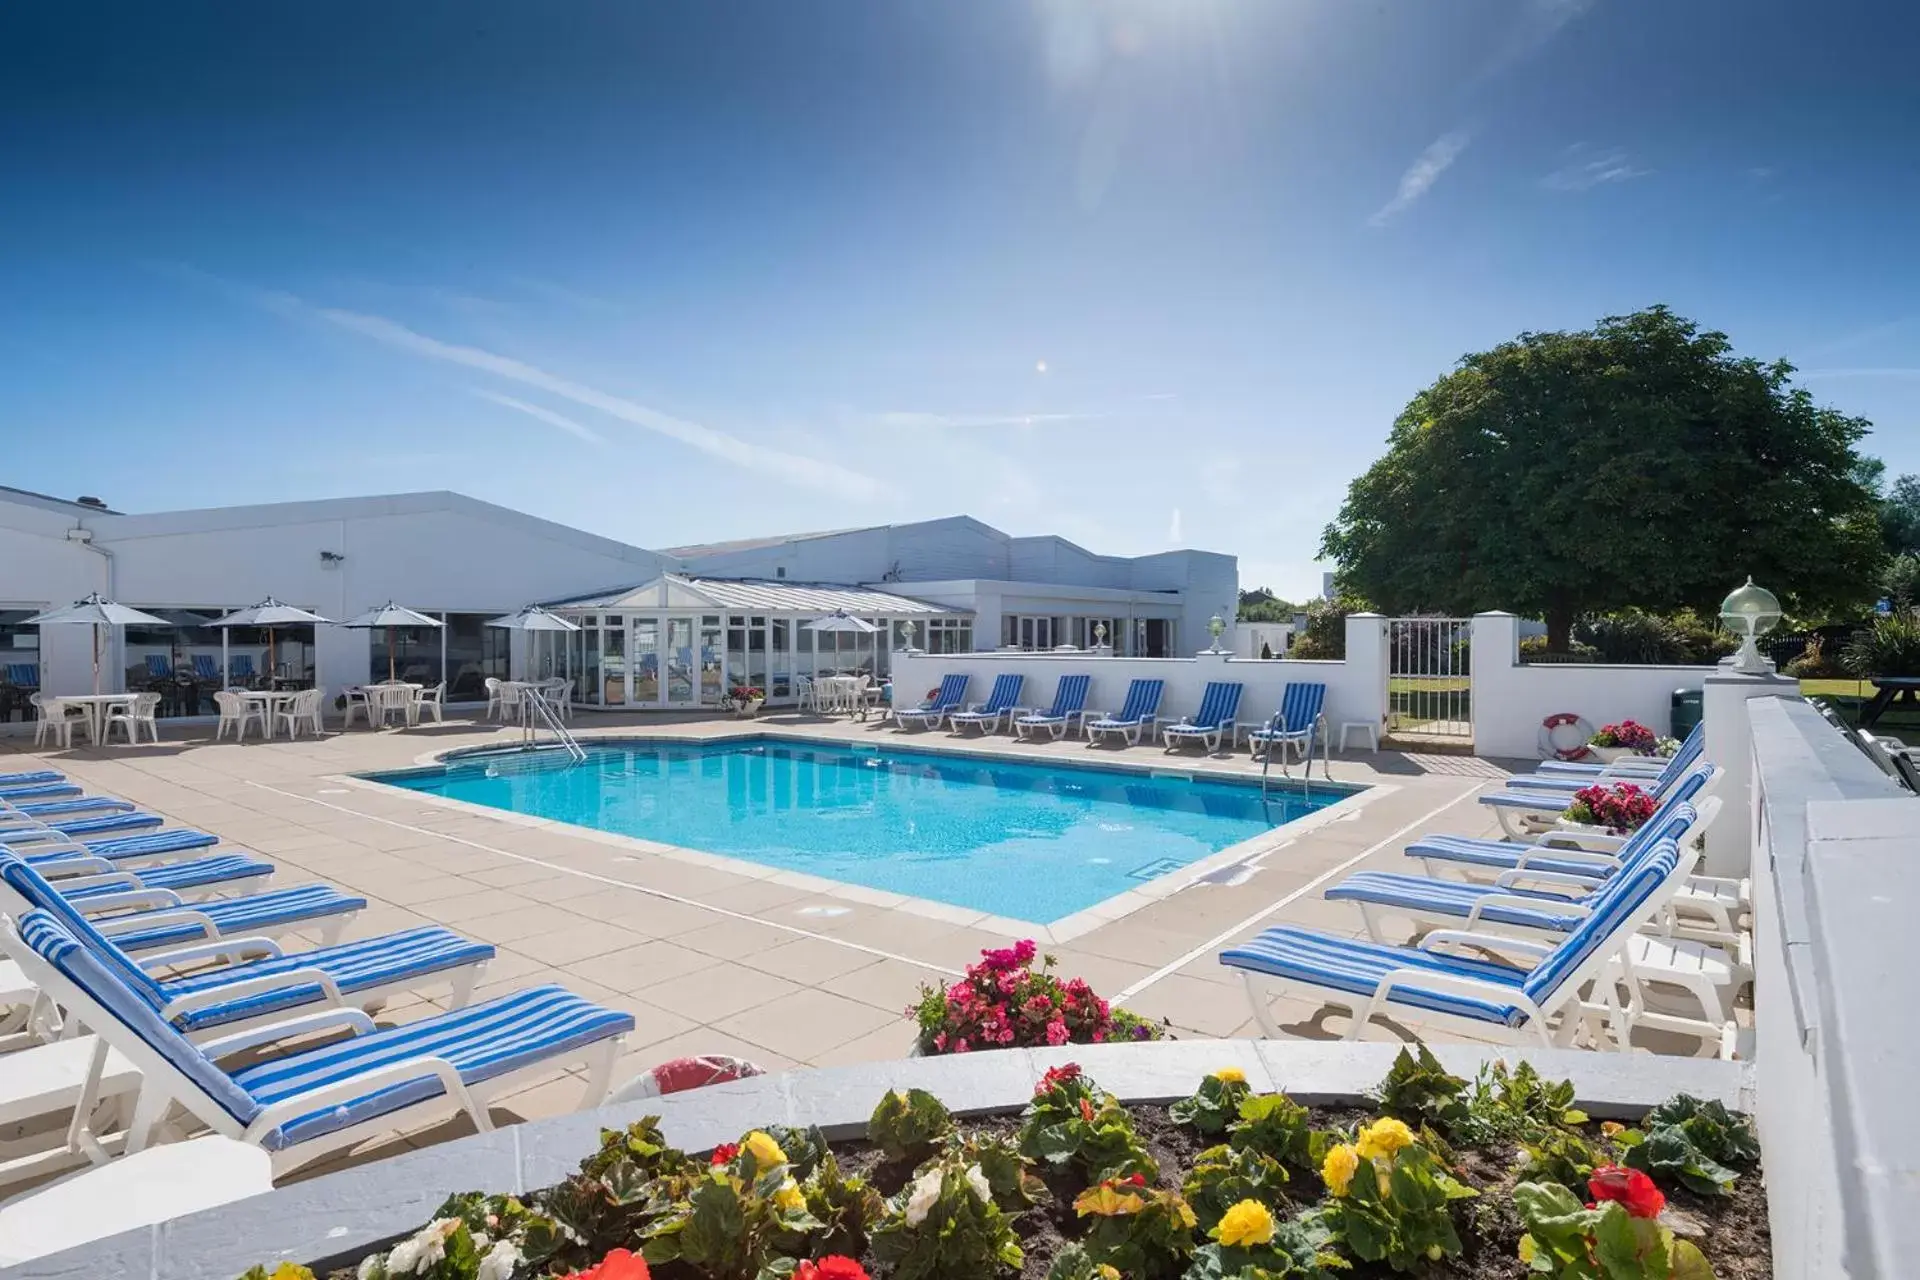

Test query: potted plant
[724,685,765,717]
[1560,782,1659,835]
[1586,719,1658,764]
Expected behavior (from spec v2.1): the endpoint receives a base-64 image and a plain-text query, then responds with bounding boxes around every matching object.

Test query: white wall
[1469,612,1711,760]
[1233,623,1292,659]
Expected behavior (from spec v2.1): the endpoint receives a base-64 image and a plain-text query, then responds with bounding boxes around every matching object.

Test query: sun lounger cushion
[1404,834,1628,879]
[230,984,635,1149]
[61,853,275,899]
[1325,871,1590,932]
[0,772,63,787]
[1220,926,1534,1026]
[23,828,217,863]
[100,885,367,953]
[0,812,162,840]
[0,783,83,801]
[7,798,138,817]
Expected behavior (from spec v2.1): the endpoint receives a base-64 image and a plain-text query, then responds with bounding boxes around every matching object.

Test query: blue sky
[3,0,1917,599]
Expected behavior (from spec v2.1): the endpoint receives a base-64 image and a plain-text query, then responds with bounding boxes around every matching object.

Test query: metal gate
[1387,617,1472,741]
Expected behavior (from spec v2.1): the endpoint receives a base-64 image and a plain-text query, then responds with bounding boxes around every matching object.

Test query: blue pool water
[366,739,1356,922]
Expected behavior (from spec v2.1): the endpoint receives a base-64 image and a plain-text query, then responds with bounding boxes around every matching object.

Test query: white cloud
[1542,145,1650,192]
[311,306,884,501]
[1168,506,1184,544]
[869,410,1100,430]
[470,389,606,445]
[1368,131,1472,227]
[1487,0,1598,75]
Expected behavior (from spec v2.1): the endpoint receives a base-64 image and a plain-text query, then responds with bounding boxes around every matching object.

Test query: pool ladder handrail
[1257,710,1330,801]
[521,688,587,763]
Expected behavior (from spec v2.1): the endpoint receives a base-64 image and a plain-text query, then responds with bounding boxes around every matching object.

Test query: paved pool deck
[3,708,1557,1176]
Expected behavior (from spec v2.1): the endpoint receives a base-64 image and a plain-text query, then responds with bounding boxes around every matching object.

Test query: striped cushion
[25,828,218,863]
[1019,674,1090,723]
[1522,844,1677,1001]
[1404,834,1618,878]
[0,782,82,800]
[1480,789,1577,812]
[62,853,276,898]
[1325,872,1591,932]
[0,811,161,839]
[1219,926,1533,1027]
[232,985,634,1150]
[100,884,367,952]
[0,772,63,787]
[1251,683,1327,741]
[10,797,138,817]
[1174,682,1242,731]
[17,912,261,1125]
[1,856,176,1004]
[160,927,494,1033]
[1099,679,1164,726]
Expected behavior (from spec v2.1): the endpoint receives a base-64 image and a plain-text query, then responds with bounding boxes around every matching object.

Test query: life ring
[1539,713,1595,761]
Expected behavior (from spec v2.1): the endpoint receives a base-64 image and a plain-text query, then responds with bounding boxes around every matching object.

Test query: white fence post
[1703,667,1800,877]
[1469,612,1520,752]
[1344,613,1389,741]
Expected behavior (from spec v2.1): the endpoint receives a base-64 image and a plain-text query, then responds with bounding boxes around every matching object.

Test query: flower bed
[240,1046,1768,1280]
[1565,782,1659,835]
[911,941,1165,1054]
[1588,721,1659,754]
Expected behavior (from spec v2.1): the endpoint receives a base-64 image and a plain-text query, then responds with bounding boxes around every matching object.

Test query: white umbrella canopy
[486,605,581,632]
[802,611,880,634]
[24,593,173,695]
[208,598,335,690]
[341,602,445,682]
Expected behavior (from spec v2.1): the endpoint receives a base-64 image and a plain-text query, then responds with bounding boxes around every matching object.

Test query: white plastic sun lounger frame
[1237,848,1699,1053]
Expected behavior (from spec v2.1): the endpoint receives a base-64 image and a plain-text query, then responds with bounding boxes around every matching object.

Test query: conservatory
[542,575,972,709]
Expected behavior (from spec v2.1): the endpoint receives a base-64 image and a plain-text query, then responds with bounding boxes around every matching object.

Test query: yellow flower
[772,1177,806,1213]
[269,1267,316,1280]
[1074,1183,1147,1217]
[1212,1067,1247,1085]
[1321,1143,1360,1197]
[1355,1117,1415,1162]
[1214,1199,1276,1248]
[743,1130,787,1169]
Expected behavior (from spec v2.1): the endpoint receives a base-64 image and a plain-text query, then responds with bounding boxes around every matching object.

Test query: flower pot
[1586,745,1631,765]
[734,699,764,718]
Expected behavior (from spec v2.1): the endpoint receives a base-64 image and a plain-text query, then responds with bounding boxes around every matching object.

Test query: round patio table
[53,694,135,745]
[234,689,303,739]
[1858,676,1920,731]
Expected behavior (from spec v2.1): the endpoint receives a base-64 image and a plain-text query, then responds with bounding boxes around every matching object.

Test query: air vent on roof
[75,496,108,509]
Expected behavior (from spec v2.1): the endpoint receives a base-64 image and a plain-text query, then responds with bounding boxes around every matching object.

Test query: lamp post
[1093,620,1108,651]
[1719,577,1783,674]
[1208,614,1226,653]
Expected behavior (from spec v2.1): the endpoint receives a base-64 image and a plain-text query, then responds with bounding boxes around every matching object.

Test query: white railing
[521,688,586,763]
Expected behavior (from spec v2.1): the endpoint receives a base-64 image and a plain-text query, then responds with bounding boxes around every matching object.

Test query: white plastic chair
[794,674,815,712]
[212,691,262,743]
[341,685,371,729]
[547,679,573,721]
[29,695,82,750]
[484,676,505,721]
[105,693,162,745]
[413,682,445,724]
[274,689,322,739]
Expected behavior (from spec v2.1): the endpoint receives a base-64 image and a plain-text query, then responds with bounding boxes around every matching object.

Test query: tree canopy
[1237,589,1294,622]
[1319,306,1885,647]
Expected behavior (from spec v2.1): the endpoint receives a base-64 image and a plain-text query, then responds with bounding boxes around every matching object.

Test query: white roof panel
[549,575,965,616]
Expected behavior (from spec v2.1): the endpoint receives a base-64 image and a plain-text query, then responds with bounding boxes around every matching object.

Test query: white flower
[904,1168,943,1226]
[357,1256,384,1280]
[965,1163,991,1203]
[476,1239,522,1280]
[384,1218,460,1276]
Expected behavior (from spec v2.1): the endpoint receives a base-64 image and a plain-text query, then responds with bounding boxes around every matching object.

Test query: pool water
[366,738,1356,923]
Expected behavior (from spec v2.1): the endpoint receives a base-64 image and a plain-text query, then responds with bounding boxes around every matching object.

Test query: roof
[0,485,119,515]
[547,575,966,616]
[658,527,874,558]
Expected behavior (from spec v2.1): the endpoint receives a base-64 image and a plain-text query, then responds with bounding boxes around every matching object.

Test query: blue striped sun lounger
[9,911,632,1175]
[1479,748,1704,839]
[192,654,222,681]
[1243,682,1328,761]
[1222,840,1684,1046]
[0,772,63,787]
[894,674,970,731]
[1408,764,1713,882]
[0,856,491,1036]
[3,796,139,818]
[1508,724,1706,794]
[1161,682,1244,753]
[90,883,367,953]
[1085,679,1166,746]
[0,811,164,841]
[59,852,277,900]
[16,827,219,865]
[0,781,82,801]
[1013,674,1092,741]
[1329,806,1698,942]
[948,673,1026,735]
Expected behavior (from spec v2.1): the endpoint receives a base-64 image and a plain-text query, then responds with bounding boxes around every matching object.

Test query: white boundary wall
[1468,611,1713,759]
[890,615,1388,740]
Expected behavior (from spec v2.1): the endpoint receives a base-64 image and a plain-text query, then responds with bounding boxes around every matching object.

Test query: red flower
[1124,1173,1146,1187]
[561,1248,652,1280]
[1038,1062,1082,1094]
[1078,1097,1096,1123]
[709,1142,739,1166]
[796,1258,870,1280]
[1589,1166,1665,1219]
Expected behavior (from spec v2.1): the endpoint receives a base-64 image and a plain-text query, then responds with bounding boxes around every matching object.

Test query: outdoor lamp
[1094,620,1108,647]
[1208,614,1226,651]
[1719,576,1783,673]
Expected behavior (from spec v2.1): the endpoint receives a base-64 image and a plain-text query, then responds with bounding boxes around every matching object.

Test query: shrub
[1072,1177,1199,1278]
[1589,719,1658,752]
[1317,1122,1478,1272]
[1575,611,1736,666]
[1841,615,1920,678]
[1521,634,1599,662]
[1170,1067,1254,1135]
[1228,1092,1327,1171]
[867,1089,954,1164]
[1782,633,1847,679]
[1289,595,1365,660]
[912,940,1163,1054]
[868,1152,1024,1279]
[1371,1044,1468,1137]
[1019,1063,1160,1184]
[1614,1095,1759,1197]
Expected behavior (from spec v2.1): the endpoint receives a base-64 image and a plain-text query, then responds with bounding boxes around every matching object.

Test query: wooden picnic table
[1858,676,1920,731]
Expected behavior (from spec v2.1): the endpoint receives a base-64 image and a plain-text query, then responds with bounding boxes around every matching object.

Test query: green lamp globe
[1719,576,1782,671]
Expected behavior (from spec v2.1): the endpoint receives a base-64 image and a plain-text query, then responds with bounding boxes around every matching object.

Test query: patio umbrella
[485,605,581,632]
[24,594,173,695]
[341,601,445,682]
[802,611,879,634]
[208,598,335,689]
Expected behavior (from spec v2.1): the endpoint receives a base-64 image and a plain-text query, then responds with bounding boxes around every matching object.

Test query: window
[1,608,43,723]
[921,618,972,654]
[444,613,510,699]
[121,605,312,718]
[1003,615,1059,651]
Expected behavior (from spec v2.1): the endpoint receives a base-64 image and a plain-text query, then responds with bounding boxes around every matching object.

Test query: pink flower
[1045,1019,1070,1045]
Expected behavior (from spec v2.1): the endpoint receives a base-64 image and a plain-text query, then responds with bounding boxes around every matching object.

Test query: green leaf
[867,1088,956,1163]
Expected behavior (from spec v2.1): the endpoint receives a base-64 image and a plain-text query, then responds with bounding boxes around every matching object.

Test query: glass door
[699,616,724,705]
[665,617,695,706]
[632,616,661,704]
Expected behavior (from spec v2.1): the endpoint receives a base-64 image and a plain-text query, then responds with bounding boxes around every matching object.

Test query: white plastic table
[1339,720,1379,752]
[50,694,134,746]
[234,689,301,738]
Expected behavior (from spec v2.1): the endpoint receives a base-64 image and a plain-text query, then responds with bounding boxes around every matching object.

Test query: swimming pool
[365,738,1359,923]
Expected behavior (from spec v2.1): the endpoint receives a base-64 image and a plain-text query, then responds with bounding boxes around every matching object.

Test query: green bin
[1671,687,1704,739]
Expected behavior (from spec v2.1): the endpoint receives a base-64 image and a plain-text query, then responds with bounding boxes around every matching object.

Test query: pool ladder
[1257,712,1330,801]
[521,688,587,764]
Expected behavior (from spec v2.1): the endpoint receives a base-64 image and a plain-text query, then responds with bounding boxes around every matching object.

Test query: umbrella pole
[388,628,397,682]
[221,632,230,689]
[92,623,101,696]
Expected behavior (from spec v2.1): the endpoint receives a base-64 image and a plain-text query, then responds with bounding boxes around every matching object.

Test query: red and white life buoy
[617,1055,766,1101]
[1539,713,1596,761]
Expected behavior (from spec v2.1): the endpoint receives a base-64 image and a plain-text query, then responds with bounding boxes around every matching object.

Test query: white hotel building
[0,486,1237,720]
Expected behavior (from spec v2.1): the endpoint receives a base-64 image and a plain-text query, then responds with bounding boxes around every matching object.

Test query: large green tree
[1320,306,1885,649]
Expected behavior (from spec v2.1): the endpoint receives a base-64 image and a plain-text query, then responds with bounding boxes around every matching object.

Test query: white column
[1702,668,1800,877]
[1469,611,1523,755]
[1344,611,1391,741]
